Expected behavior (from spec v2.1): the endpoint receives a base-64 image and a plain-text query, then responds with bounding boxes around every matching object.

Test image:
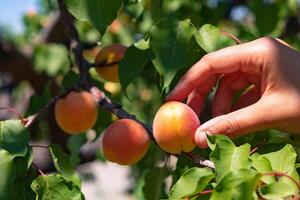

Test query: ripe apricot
[153,101,200,154]
[95,44,127,82]
[55,91,98,134]
[102,119,150,165]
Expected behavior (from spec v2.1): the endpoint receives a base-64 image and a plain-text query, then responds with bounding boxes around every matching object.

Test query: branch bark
[0,35,50,93]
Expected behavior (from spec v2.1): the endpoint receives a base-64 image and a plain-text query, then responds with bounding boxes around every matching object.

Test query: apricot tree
[0,0,300,200]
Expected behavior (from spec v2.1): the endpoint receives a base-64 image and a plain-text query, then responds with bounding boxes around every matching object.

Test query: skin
[95,44,127,82]
[153,101,200,154]
[166,37,300,148]
[55,91,98,134]
[102,119,150,165]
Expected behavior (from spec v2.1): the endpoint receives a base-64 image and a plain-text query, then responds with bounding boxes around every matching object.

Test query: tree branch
[57,0,90,85]
[0,35,51,93]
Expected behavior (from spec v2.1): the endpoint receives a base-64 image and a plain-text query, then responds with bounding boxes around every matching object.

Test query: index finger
[166,38,266,101]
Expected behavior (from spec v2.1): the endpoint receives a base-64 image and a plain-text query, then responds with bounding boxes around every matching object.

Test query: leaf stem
[250,138,267,155]
[0,107,28,125]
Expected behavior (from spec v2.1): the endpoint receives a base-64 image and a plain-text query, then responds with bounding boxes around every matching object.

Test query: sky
[0,0,39,33]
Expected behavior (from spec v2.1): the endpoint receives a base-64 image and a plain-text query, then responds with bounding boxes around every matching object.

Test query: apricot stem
[184,152,215,169]
[220,29,242,44]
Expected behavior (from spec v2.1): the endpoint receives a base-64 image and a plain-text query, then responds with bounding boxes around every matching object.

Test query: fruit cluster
[54,44,201,165]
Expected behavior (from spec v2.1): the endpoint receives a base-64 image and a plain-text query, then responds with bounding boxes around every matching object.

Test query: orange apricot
[55,91,98,134]
[102,119,150,165]
[95,44,127,82]
[153,101,200,154]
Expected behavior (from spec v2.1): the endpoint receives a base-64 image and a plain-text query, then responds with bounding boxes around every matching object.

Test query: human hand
[166,37,300,148]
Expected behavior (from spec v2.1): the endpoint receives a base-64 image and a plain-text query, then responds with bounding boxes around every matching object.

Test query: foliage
[1,0,300,199]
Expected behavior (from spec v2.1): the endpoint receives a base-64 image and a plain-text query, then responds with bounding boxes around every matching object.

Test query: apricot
[95,44,127,82]
[55,91,98,134]
[102,119,150,165]
[153,101,200,154]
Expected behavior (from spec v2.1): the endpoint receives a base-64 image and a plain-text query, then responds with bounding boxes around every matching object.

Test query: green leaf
[67,134,87,165]
[8,169,37,200]
[49,144,81,186]
[0,120,29,157]
[149,16,205,89]
[0,149,16,199]
[119,39,149,95]
[173,154,196,184]
[208,135,251,181]
[62,71,80,90]
[168,167,214,199]
[259,182,295,199]
[31,174,85,200]
[7,149,35,199]
[211,169,261,200]
[195,24,221,53]
[259,144,299,192]
[14,148,34,178]
[26,82,52,115]
[123,0,140,5]
[262,144,296,173]
[250,0,280,35]
[34,44,70,76]
[251,153,275,184]
[143,167,169,200]
[65,0,122,36]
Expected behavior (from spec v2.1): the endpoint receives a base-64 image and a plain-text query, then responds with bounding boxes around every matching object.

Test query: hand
[166,37,300,148]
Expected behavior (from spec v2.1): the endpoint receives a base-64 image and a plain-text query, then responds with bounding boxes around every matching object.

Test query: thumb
[195,96,279,148]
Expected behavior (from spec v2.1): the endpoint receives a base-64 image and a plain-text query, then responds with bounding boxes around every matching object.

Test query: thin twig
[263,172,300,190]
[220,29,242,44]
[250,138,267,155]
[25,89,72,128]
[90,86,154,138]
[30,144,49,149]
[0,107,28,125]
[32,162,46,176]
[186,189,213,199]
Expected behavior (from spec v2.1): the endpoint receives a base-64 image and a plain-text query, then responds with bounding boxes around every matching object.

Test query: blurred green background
[1,0,300,199]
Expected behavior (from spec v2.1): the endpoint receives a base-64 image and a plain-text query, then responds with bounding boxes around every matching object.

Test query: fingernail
[195,130,210,149]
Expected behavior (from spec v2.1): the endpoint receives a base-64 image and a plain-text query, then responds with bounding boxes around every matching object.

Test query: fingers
[212,73,249,117]
[187,76,217,114]
[232,87,260,111]
[166,38,264,102]
[212,72,260,117]
[275,38,294,49]
[195,96,278,148]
